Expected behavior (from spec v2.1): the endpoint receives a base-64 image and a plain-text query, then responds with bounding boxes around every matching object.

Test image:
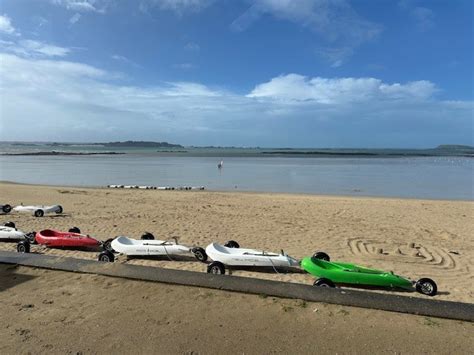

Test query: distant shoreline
[2,150,473,158]
[1,142,473,158]
[1,151,125,156]
[261,151,474,157]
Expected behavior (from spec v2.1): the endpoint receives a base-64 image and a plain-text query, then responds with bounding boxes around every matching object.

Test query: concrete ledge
[1,251,472,322]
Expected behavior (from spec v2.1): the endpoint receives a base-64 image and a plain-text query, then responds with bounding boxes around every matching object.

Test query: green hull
[301,257,413,289]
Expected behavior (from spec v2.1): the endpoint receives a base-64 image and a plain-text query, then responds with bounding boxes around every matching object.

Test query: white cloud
[69,13,82,24]
[162,82,219,96]
[1,53,104,82]
[231,0,382,67]
[399,1,435,32]
[111,54,130,62]
[315,46,353,68]
[111,54,142,68]
[51,0,96,12]
[0,53,471,146]
[379,80,437,100]
[21,40,70,57]
[247,74,437,104]
[184,42,200,51]
[0,53,235,142]
[1,39,70,57]
[331,60,343,68]
[50,0,108,13]
[139,0,214,15]
[0,14,15,34]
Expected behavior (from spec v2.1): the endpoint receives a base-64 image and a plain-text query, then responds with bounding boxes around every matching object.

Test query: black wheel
[224,240,240,248]
[68,227,81,234]
[98,251,114,262]
[141,232,155,240]
[192,247,208,262]
[103,238,115,252]
[313,278,335,288]
[4,221,16,229]
[56,205,63,214]
[312,251,330,262]
[416,278,437,296]
[2,204,12,214]
[25,232,36,244]
[17,241,30,253]
[34,209,44,217]
[207,261,225,275]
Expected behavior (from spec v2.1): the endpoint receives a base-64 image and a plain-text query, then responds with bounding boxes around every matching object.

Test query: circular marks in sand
[346,238,461,271]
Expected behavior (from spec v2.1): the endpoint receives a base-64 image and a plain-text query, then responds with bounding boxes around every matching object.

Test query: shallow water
[0,155,472,200]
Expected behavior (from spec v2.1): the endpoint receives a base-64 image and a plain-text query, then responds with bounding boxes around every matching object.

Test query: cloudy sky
[0,0,472,147]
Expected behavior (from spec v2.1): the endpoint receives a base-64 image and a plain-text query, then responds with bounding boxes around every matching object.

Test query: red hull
[35,229,100,248]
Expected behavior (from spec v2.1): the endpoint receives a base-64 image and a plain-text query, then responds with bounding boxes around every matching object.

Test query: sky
[0,0,472,148]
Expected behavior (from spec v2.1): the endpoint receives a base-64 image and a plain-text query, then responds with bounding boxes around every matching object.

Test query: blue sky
[0,0,472,147]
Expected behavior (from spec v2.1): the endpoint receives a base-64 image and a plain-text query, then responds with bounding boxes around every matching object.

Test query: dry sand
[1,182,473,354]
[1,264,473,354]
[0,182,472,302]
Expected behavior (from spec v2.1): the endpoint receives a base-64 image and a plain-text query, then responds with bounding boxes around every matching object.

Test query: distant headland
[46,141,184,148]
[1,141,473,157]
[2,151,125,156]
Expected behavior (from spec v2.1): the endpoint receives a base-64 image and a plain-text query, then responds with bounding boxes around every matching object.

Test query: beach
[0,182,473,302]
[0,182,473,353]
[1,264,473,354]
[2,0,473,352]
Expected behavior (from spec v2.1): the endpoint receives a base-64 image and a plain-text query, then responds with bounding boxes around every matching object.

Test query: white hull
[205,243,299,267]
[13,205,62,215]
[111,236,191,256]
[0,226,26,240]
[108,185,205,190]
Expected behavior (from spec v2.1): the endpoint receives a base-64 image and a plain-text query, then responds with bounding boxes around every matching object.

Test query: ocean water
[0,154,472,200]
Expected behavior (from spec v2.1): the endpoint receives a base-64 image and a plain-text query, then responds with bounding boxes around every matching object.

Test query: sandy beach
[0,182,473,353]
[1,182,473,302]
[1,264,473,354]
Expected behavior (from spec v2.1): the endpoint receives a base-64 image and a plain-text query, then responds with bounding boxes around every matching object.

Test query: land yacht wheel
[98,251,114,262]
[4,221,15,228]
[313,278,335,288]
[192,247,208,262]
[312,252,330,262]
[207,261,225,275]
[416,278,437,296]
[17,241,30,253]
[141,232,155,240]
[224,240,240,248]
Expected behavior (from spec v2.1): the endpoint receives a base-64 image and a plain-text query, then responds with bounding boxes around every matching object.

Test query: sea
[0,142,472,200]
